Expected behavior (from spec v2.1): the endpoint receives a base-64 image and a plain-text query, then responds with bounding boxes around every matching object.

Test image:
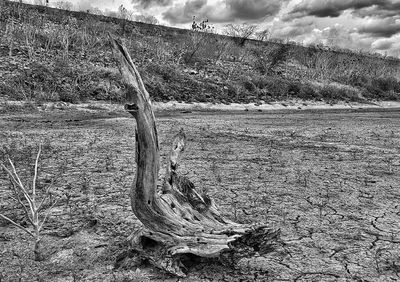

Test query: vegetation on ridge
[0,0,399,105]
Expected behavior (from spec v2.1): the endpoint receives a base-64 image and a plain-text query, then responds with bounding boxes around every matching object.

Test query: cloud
[74,0,101,11]
[305,27,374,51]
[271,18,315,39]
[371,38,394,50]
[269,18,373,52]
[371,35,400,56]
[357,18,400,37]
[162,0,208,24]
[163,0,284,24]
[225,0,283,21]
[352,0,400,18]
[68,0,132,12]
[286,0,388,20]
[132,0,173,9]
[60,0,400,57]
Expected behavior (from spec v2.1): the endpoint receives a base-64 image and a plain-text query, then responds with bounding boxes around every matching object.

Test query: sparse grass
[1,60,126,103]
[0,0,399,105]
[320,84,362,103]
[0,101,38,112]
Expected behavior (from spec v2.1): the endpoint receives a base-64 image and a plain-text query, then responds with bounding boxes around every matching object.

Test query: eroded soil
[1,107,400,281]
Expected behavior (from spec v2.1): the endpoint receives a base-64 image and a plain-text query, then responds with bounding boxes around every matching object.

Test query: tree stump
[110,36,281,277]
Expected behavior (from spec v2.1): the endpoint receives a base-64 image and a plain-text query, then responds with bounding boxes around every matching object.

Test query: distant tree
[117,5,134,35]
[118,4,127,18]
[255,28,270,42]
[191,16,213,33]
[224,23,257,45]
[268,43,290,73]
[118,4,133,20]
[181,17,229,65]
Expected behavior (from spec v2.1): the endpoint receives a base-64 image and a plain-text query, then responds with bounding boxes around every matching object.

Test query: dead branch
[0,145,58,261]
[109,35,280,277]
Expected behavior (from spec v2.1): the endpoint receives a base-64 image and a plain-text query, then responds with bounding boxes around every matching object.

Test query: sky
[34,0,400,57]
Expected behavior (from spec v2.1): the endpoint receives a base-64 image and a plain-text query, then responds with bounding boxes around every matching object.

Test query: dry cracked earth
[0,106,399,281]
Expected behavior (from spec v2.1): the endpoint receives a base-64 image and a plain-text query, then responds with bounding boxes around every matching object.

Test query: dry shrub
[2,60,125,103]
[145,62,181,82]
[250,43,290,75]
[298,84,320,100]
[320,84,361,103]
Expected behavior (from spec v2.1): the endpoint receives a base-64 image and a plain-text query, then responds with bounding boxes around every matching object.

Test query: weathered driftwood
[110,37,280,277]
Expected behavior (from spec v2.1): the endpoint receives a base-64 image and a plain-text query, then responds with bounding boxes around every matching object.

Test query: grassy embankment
[0,0,400,108]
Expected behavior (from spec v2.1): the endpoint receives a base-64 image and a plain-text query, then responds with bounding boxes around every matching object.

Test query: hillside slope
[1,0,400,105]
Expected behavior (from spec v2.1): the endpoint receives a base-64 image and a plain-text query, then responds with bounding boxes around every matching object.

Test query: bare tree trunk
[34,238,42,261]
[109,36,280,277]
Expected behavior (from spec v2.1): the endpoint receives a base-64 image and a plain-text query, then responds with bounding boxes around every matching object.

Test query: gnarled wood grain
[109,36,280,277]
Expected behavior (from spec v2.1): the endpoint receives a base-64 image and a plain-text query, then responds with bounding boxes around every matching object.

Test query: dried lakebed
[0,108,399,281]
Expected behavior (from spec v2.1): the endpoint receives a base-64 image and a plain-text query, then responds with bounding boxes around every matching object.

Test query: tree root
[109,36,281,277]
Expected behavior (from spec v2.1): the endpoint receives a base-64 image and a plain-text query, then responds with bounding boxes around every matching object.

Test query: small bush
[240,76,256,92]
[249,77,301,99]
[345,88,362,102]
[251,49,268,75]
[346,73,369,87]
[268,44,290,73]
[287,80,301,96]
[365,84,384,99]
[364,88,399,101]
[146,62,181,82]
[347,75,400,100]
[0,83,24,100]
[371,77,400,93]
[320,85,361,103]
[180,30,228,66]
[224,82,241,101]
[260,76,290,98]
[58,86,80,103]
[320,85,342,101]
[383,90,399,101]
[0,145,59,261]
[145,80,168,101]
[91,81,125,102]
[298,84,320,100]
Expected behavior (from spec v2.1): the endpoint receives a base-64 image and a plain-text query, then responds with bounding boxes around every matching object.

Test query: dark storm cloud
[163,0,284,24]
[352,1,400,18]
[132,0,173,9]
[162,0,207,24]
[225,0,282,21]
[357,18,400,37]
[287,0,387,20]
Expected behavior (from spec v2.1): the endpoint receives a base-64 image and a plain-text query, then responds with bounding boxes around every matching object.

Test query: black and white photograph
[0,0,399,280]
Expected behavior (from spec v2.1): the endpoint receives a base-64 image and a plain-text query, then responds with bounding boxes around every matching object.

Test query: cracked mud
[0,107,399,281]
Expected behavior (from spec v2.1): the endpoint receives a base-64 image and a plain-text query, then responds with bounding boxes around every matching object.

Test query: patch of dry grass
[1,1,399,104]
